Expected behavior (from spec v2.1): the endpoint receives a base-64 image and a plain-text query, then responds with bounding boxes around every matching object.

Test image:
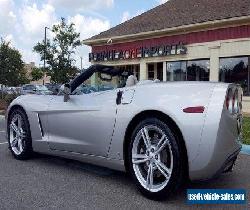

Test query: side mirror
[63,83,71,102]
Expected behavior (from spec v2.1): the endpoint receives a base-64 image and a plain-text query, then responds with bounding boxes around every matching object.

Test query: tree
[0,39,29,86]
[31,67,44,81]
[33,18,81,84]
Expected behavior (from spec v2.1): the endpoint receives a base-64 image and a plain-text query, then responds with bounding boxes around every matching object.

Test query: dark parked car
[71,84,115,95]
[21,84,53,95]
[45,83,61,95]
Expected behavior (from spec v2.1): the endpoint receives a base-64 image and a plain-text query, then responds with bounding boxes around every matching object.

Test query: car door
[47,89,119,157]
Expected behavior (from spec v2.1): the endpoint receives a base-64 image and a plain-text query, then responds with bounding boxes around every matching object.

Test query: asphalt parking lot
[0,115,249,210]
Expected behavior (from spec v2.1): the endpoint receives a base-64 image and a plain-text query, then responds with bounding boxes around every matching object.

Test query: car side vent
[37,114,44,137]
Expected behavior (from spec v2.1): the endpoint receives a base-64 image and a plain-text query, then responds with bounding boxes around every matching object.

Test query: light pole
[44,26,50,85]
[0,68,2,99]
[80,57,83,70]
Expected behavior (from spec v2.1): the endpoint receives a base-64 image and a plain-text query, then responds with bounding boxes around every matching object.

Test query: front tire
[8,108,33,160]
[127,118,184,200]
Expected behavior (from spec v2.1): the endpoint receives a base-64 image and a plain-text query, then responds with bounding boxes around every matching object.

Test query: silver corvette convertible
[6,65,243,200]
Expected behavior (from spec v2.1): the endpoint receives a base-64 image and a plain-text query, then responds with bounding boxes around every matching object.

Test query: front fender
[6,95,52,152]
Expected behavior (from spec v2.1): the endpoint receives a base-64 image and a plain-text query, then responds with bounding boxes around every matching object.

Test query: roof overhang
[82,15,250,46]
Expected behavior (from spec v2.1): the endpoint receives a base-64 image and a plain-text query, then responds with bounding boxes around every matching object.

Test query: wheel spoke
[155,160,171,179]
[10,137,18,147]
[146,164,154,189]
[10,122,19,134]
[141,127,151,149]
[155,134,168,154]
[132,154,148,164]
[17,116,22,129]
[19,129,26,139]
[18,139,23,153]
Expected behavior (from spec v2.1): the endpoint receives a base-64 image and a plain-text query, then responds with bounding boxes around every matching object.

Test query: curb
[241,144,250,155]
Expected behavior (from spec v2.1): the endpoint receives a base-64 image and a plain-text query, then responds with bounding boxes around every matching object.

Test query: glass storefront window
[147,63,164,81]
[187,60,210,81]
[219,57,249,96]
[147,64,155,80]
[167,61,186,81]
[157,63,163,81]
[133,65,140,81]
[117,64,140,81]
[167,60,209,81]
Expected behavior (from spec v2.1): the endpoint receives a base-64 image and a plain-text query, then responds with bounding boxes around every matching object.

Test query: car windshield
[72,75,121,95]
[36,85,48,91]
[72,83,116,95]
[69,65,136,95]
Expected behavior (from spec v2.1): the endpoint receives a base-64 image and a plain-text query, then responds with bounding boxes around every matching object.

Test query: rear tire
[127,118,184,200]
[7,108,33,160]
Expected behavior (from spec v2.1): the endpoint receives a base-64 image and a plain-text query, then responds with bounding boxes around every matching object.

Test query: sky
[0,0,168,69]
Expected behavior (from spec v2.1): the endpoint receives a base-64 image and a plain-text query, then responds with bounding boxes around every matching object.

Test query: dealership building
[84,0,250,100]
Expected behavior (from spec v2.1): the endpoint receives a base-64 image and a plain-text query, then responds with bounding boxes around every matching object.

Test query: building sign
[89,42,187,62]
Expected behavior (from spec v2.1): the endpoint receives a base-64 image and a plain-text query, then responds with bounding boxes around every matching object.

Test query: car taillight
[226,88,240,114]
[240,93,243,111]
[226,95,229,110]
[226,88,233,113]
[233,90,239,114]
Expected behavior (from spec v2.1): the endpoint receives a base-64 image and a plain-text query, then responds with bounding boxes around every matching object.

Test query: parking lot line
[0,131,5,133]
[0,142,7,145]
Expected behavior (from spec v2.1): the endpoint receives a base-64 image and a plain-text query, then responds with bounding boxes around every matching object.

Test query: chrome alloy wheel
[132,125,173,192]
[9,114,26,155]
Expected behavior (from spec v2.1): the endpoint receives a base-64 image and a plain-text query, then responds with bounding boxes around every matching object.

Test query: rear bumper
[189,143,241,181]
[189,109,242,181]
[212,146,241,179]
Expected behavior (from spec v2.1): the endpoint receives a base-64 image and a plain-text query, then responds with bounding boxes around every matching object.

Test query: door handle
[116,90,123,105]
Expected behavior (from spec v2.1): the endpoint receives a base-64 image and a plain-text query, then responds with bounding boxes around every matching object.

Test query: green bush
[4,93,20,106]
[0,99,7,110]
[243,117,250,145]
[0,91,20,111]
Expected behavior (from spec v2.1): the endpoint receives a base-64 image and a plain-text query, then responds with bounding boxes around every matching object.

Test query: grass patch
[243,117,250,145]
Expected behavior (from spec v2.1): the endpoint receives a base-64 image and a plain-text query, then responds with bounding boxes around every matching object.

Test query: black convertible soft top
[69,64,123,93]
